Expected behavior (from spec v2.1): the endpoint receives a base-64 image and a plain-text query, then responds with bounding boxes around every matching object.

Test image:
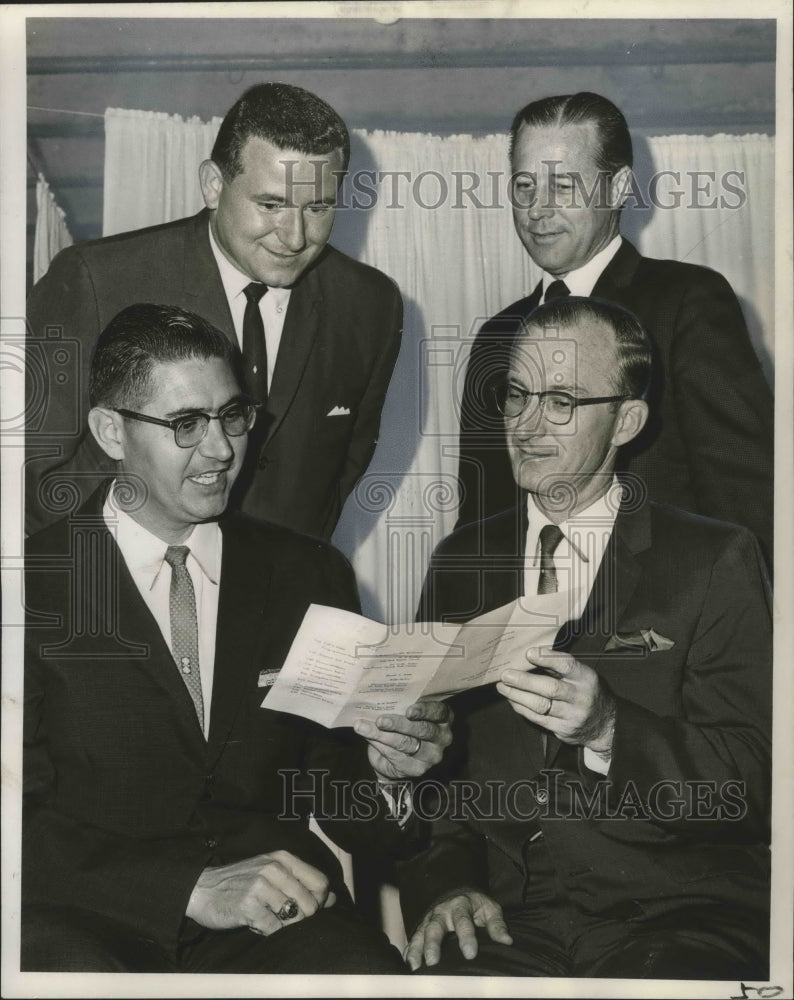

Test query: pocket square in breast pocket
[327,405,351,417]
[605,628,675,653]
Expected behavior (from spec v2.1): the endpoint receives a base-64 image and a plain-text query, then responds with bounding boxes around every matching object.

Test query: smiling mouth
[188,470,228,487]
[260,245,302,259]
[516,445,558,459]
[529,230,563,241]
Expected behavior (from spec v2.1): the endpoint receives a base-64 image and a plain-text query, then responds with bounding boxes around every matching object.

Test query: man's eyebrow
[506,376,586,394]
[162,396,246,419]
[253,192,288,204]
[253,192,337,206]
[162,406,206,419]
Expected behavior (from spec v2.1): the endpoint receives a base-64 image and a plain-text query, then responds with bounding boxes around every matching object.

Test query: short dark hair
[509,92,633,176]
[520,296,652,401]
[89,303,242,410]
[211,82,350,180]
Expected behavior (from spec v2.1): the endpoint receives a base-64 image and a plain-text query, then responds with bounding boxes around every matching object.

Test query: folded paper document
[262,589,581,727]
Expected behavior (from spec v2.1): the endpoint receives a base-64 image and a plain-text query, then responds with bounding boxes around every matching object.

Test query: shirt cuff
[583,746,611,775]
[378,779,413,826]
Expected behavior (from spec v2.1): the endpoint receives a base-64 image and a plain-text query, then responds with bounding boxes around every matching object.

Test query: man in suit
[457,91,773,566]
[400,297,771,978]
[26,81,402,540]
[23,304,451,973]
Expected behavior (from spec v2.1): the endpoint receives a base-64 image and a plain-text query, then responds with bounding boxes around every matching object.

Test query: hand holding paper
[353,700,454,781]
[261,588,581,729]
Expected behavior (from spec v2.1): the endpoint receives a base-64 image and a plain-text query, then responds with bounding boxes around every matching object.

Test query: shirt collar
[208,218,291,307]
[541,234,622,298]
[526,477,621,563]
[103,482,221,589]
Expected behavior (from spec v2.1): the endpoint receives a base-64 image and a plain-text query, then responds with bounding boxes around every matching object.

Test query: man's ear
[611,398,648,448]
[609,165,633,210]
[199,159,224,211]
[88,407,126,462]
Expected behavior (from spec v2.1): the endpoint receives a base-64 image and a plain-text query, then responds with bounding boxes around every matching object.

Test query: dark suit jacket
[456,239,774,564]
[25,210,403,539]
[23,488,414,956]
[399,499,771,936]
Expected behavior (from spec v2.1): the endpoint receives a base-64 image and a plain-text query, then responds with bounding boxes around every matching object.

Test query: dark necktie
[242,282,269,406]
[537,524,565,594]
[164,545,204,731]
[544,279,571,302]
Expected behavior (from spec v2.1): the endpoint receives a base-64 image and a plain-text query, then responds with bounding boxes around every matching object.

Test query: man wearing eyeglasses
[399,297,771,979]
[22,303,451,973]
[457,91,773,568]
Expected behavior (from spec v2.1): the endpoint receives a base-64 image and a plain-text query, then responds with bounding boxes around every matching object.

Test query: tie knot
[539,524,564,559]
[243,281,268,305]
[545,279,570,302]
[164,544,190,569]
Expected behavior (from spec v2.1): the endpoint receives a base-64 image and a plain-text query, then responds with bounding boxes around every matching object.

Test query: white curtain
[103,108,222,235]
[101,109,775,622]
[33,173,73,282]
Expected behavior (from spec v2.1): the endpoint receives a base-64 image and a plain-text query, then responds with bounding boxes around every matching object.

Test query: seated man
[400,297,771,979]
[22,303,450,974]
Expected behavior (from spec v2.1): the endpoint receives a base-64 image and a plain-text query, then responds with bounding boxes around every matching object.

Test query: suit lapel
[482,504,528,613]
[264,256,324,444]
[545,496,650,766]
[206,518,274,766]
[76,487,210,745]
[484,504,548,775]
[182,210,236,340]
[592,237,640,299]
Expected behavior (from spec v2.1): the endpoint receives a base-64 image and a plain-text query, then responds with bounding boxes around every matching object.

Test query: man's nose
[512,395,545,435]
[277,208,307,252]
[199,417,235,461]
[527,183,553,220]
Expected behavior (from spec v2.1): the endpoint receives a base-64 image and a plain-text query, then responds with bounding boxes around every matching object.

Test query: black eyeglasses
[115,399,260,448]
[493,381,630,426]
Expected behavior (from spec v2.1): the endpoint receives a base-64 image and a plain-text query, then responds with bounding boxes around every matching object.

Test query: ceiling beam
[28,40,776,77]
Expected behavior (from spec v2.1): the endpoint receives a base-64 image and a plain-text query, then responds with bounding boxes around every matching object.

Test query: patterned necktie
[544,279,571,302]
[537,524,565,594]
[243,282,269,406]
[164,545,204,730]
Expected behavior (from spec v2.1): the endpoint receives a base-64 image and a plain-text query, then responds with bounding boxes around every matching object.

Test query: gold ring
[542,698,553,716]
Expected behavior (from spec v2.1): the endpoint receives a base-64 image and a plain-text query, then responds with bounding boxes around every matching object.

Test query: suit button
[205,836,218,850]
[536,789,549,805]
[258,455,270,469]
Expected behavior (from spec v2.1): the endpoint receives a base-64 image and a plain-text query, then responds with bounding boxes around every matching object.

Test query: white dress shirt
[103,485,222,739]
[208,222,291,392]
[540,234,621,302]
[524,479,622,772]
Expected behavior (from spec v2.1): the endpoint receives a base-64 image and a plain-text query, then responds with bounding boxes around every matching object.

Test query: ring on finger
[406,737,422,756]
[276,897,300,921]
[541,697,553,716]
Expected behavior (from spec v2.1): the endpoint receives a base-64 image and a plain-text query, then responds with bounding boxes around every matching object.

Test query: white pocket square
[327,405,351,416]
[604,628,675,653]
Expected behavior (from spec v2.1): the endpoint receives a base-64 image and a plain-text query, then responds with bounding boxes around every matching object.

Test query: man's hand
[497,649,616,755]
[404,890,512,970]
[354,700,453,781]
[186,850,335,936]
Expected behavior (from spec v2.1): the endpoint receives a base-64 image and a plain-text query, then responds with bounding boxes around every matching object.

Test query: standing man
[401,298,771,978]
[26,82,403,540]
[457,91,773,565]
[23,304,450,973]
